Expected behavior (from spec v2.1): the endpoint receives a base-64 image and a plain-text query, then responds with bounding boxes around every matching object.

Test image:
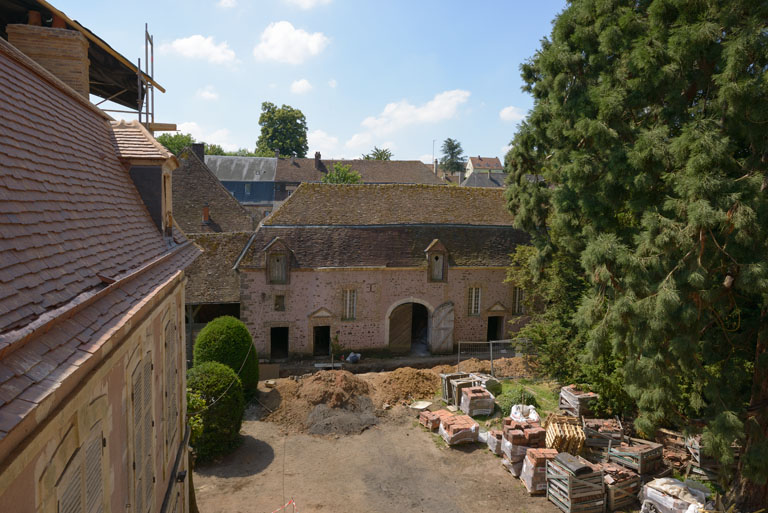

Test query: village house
[465,156,504,177]
[0,9,197,513]
[204,152,277,221]
[234,184,528,359]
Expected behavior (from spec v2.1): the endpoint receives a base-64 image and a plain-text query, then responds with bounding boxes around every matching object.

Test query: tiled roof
[0,38,199,444]
[185,232,253,304]
[238,225,527,269]
[264,183,515,226]
[462,172,507,188]
[173,149,254,234]
[468,156,503,170]
[109,120,177,163]
[275,157,444,184]
[205,155,277,181]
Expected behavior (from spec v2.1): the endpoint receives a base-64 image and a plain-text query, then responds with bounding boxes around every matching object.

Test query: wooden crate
[607,438,662,474]
[560,385,598,417]
[583,417,624,449]
[546,456,605,513]
[6,24,89,99]
[600,462,640,511]
[439,373,469,404]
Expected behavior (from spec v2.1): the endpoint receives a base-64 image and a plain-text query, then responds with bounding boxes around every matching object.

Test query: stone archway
[385,298,434,355]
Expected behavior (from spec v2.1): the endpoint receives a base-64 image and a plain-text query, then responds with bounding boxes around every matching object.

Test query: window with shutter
[84,423,104,513]
[268,253,287,284]
[57,451,83,513]
[131,362,144,513]
[165,321,179,452]
[512,287,525,314]
[56,422,103,513]
[142,358,153,511]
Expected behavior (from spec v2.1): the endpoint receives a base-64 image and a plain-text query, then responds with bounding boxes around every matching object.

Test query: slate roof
[238,225,527,269]
[275,157,445,185]
[462,172,507,188]
[110,120,176,163]
[185,232,252,304]
[204,155,277,182]
[173,149,254,234]
[468,156,503,170]
[0,38,199,443]
[264,183,515,226]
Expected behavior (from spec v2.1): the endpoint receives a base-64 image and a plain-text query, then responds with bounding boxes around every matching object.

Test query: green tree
[439,138,465,175]
[186,362,244,462]
[362,146,393,160]
[193,316,259,400]
[204,143,226,155]
[156,132,195,155]
[255,101,308,158]
[321,162,363,184]
[505,1,768,506]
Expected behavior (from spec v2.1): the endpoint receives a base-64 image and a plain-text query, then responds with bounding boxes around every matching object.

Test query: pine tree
[506,1,768,507]
[440,138,465,175]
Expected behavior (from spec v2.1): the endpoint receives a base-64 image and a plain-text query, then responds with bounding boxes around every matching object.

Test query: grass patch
[498,379,560,417]
[432,434,448,449]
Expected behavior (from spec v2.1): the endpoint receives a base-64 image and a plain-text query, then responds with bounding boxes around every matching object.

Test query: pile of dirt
[369,367,440,407]
[430,357,537,379]
[266,371,376,434]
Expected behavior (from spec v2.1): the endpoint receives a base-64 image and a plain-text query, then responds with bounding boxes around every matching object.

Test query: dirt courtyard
[194,363,558,513]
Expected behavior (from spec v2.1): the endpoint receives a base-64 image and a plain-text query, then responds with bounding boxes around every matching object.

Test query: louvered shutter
[131,362,144,513]
[84,424,104,513]
[142,358,154,511]
[165,322,179,450]
[58,456,83,513]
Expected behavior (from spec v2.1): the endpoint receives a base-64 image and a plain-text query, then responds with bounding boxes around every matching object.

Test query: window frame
[342,289,357,321]
[468,287,481,316]
[267,252,289,284]
[512,287,525,315]
[274,294,286,311]
[427,252,446,282]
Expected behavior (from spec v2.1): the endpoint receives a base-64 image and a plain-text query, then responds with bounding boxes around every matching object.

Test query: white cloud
[418,154,434,164]
[217,0,237,7]
[159,35,236,64]
[328,79,337,88]
[345,132,372,149]
[308,129,338,155]
[253,21,329,64]
[284,0,331,9]
[177,122,238,152]
[195,85,219,101]
[361,89,470,135]
[380,141,395,150]
[500,105,526,122]
[290,78,313,94]
[501,144,512,155]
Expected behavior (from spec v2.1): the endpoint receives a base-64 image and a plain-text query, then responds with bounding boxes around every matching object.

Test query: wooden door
[388,303,412,353]
[431,302,455,354]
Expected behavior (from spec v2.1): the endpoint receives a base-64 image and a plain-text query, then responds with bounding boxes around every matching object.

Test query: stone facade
[240,266,521,357]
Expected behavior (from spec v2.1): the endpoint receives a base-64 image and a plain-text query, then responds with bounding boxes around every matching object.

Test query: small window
[513,287,525,314]
[244,183,252,195]
[342,289,356,320]
[268,253,288,284]
[430,253,444,281]
[468,287,481,316]
[274,295,285,311]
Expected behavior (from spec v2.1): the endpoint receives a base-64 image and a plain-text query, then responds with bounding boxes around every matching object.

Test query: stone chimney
[274,149,280,158]
[191,143,205,161]
[202,203,210,224]
[314,151,321,170]
[433,159,438,175]
[6,19,90,99]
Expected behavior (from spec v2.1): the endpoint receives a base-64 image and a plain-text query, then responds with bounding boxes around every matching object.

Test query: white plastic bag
[510,404,540,423]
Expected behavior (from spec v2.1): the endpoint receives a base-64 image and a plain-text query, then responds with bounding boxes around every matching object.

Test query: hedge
[187,361,244,462]
[193,316,259,399]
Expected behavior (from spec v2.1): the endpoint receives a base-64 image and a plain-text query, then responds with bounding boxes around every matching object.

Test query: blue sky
[70,0,566,161]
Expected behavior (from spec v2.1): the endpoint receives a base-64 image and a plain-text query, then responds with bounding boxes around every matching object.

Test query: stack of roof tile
[439,414,479,445]
[521,448,559,495]
[459,386,495,417]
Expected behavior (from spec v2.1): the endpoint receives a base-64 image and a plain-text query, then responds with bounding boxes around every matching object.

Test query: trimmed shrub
[193,316,259,399]
[187,361,244,462]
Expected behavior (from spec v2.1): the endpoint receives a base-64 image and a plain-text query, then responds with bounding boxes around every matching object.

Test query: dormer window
[268,253,288,284]
[425,239,447,282]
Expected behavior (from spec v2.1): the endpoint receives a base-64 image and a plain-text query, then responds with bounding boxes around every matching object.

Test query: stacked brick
[459,386,495,416]
[520,448,559,495]
[439,414,479,445]
[419,409,453,431]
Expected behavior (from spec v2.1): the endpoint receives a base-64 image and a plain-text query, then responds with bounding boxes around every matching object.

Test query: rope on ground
[270,498,297,513]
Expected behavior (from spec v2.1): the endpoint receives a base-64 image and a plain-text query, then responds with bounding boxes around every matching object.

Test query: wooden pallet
[545,414,586,454]
[547,457,605,513]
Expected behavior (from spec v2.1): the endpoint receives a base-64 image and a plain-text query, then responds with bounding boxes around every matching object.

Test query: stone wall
[240,266,522,357]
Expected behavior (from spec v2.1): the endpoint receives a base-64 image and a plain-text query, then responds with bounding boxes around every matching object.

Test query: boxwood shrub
[187,361,244,462]
[193,316,259,399]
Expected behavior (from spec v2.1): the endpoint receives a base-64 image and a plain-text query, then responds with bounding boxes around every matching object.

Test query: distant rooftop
[468,156,503,170]
[275,156,445,185]
[205,155,277,182]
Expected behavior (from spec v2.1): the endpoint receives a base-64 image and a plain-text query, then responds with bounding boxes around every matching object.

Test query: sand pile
[266,371,376,435]
[369,367,440,407]
[431,357,537,379]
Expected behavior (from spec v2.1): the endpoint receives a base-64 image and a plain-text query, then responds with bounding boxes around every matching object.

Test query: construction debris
[439,414,479,445]
[419,409,453,431]
[639,478,712,513]
[685,435,739,482]
[521,448,559,495]
[599,462,641,511]
[459,386,495,416]
[545,414,586,454]
[608,438,663,474]
[655,428,690,471]
[583,417,624,449]
[546,453,605,513]
[439,372,471,404]
[559,385,599,417]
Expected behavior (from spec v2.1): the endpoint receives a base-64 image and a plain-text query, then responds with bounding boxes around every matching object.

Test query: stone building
[234,183,528,358]
[0,31,198,513]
